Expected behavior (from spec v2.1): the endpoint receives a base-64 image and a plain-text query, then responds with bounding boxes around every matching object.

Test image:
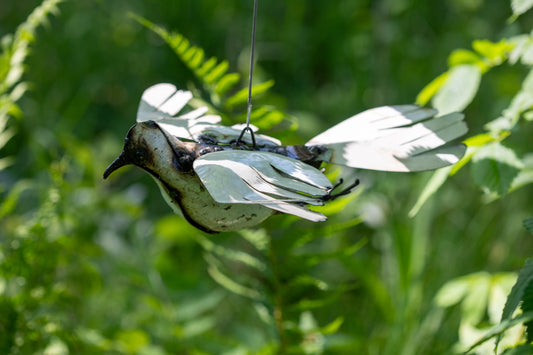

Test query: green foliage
[0,0,63,170]
[1,0,533,354]
[511,0,533,18]
[524,218,533,234]
[131,14,288,132]
[411,21,533,215]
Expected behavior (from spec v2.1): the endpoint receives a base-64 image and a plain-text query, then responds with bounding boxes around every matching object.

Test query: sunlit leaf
[409,166,453,217]
[501,260,533,323]
[215,73,240,95]
[466,312,533,353]
[320,317,344,335]
[471,143,523,196]
[204,254,263,301]
[155,215,198,243]
[188,47,205,69]
[508,34,533,65]
[416,72,448,106]
[115,329,150,354]
[432,64,482,115]
[238,228,269,252]
[225,80,275,107]
[472,39,514,65]
[198,234,267,272]
[511,0,533,17]
[0,180,32,218]
[195,57,217,77]
[204,60,228,84]
[179,316,216,338]
[251,108,286,130]
[182,46,198,63]
[435,276,470,307]
[448,49,482,67]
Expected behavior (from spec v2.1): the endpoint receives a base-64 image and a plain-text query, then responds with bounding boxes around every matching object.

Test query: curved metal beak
[103,151,131,179]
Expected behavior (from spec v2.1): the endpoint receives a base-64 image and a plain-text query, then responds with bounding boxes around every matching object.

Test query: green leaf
[415,72,448,106]
[508,34,533,65]
[448,49,482,67]
[174,291,225,321]
[320,317,344,335]
[463,133,498,147]
[432,64,482,115]
[511,0,533,17]
[409,166,453,217]
[195,57,217,77]
[197,234,267,273]
[471,143,523,196]
[115,329,150,354]
[204,60,228,84]
[501,260,533,323]
[466,312,533,354]
[0,180,32,218]
[249,107,286,130]
[238,228,269,252]
[188,47,205,69]
[524,218,533,235]
[501,344,533,355]
[204,254,263,301]
[472,39,514,65]
[434,276,470,308]
[225,80,275,108]
[215,73,240,95]
[521,278,533,342]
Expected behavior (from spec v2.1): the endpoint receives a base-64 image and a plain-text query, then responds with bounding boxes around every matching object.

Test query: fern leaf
[195,57,217,77]
[0,0,64,166]
[131,14,243,99]
[215,73,241,96]
[204,61,228,84]
[188,48,205,69]
[176,37,190,55]
[226,80,275,108]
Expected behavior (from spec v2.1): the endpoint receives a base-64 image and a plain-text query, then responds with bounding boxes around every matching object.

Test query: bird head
[103,121,195,180]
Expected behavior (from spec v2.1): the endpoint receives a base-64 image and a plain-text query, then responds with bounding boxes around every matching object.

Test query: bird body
[104,83,468,233]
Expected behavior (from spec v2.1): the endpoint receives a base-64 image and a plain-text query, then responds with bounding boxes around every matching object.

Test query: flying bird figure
[104,83,467,233]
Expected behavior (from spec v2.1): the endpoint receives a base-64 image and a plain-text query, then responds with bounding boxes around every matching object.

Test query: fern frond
[130,13,293,131]
[0,0,64,165]
[130,14,247,101]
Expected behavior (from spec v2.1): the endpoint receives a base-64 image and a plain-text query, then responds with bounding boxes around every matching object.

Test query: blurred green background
[1,0,532,354]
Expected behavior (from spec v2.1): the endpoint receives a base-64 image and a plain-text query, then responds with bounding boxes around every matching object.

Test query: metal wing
[136,83,280,146]
[193,150,333,222]
[307,105,467,172]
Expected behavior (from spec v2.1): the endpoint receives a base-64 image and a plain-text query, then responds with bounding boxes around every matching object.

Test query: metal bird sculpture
[103,83,468,233]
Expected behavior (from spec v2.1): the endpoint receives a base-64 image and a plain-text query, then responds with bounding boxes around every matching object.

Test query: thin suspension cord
[236,0,258,148]
[246,0,258,129]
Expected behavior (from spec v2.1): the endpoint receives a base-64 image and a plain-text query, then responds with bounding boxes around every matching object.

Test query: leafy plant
[0,0,64,171]
[410,4,533,217]
[1,1,532,354]
[131,14,290,132]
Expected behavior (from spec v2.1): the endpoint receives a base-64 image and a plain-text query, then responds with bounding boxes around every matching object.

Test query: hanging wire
[237,0,258,148]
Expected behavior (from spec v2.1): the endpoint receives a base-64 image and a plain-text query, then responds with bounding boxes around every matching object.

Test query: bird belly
[153,176,274,233]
